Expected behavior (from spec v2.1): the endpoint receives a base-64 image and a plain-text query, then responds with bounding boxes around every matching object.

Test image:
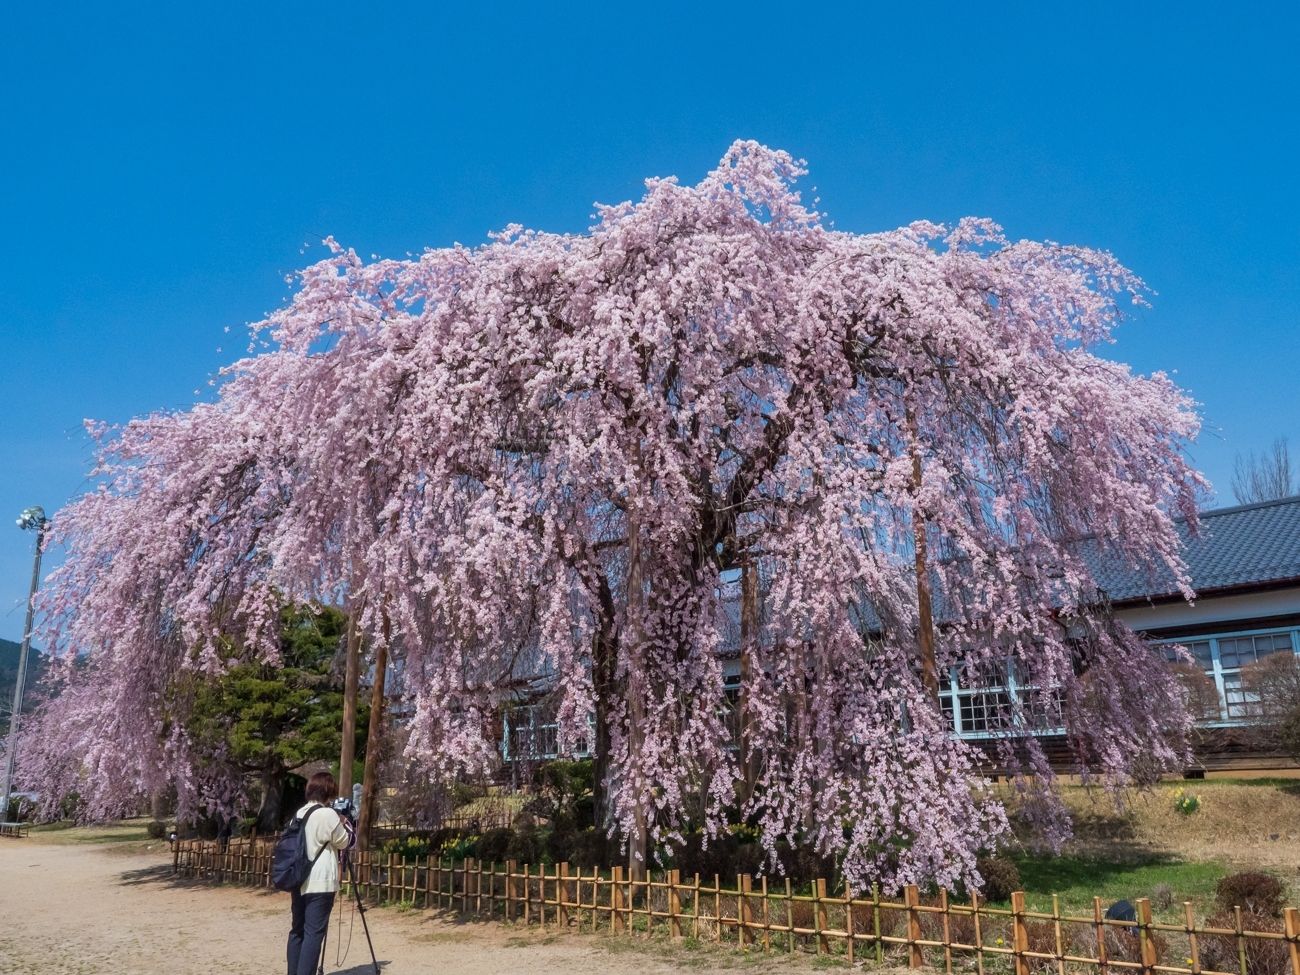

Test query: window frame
[1152,625,1300,725]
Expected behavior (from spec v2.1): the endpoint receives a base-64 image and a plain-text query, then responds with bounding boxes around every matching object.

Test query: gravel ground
[0,837,831,975]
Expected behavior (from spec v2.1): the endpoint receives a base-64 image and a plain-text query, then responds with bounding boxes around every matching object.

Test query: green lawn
[1011,853,1226,920]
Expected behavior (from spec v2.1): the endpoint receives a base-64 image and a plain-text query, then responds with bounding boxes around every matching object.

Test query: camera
[331,796,357,821]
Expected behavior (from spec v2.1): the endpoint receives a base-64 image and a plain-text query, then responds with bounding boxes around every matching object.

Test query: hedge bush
[1215,871,1286,918]
[975,855,1021,902]
[1201,913,1289,975]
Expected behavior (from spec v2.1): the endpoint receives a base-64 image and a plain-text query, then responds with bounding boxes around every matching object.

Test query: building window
[938,660,1056,739]
[1154,627,1299,724]
[959,690,1011,734]
[1217,632,1293,669]
[501,704,592,762]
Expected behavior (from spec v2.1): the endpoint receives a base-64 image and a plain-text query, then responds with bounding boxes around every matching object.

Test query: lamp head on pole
[16,506,46,532]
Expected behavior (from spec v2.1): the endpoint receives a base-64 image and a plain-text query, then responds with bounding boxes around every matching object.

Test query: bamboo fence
[173,838,1300,975]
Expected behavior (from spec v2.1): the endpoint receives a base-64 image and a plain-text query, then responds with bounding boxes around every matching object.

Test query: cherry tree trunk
[256,765,284,834]
[908,409,941,704]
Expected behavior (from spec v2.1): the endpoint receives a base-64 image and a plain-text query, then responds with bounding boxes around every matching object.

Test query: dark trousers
[287,889,335,975]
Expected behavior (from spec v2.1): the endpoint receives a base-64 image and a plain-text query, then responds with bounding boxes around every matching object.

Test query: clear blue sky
[1,3,1297,641]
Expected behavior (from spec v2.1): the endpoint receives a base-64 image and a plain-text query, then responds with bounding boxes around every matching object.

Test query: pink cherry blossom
[20,141,1203,892]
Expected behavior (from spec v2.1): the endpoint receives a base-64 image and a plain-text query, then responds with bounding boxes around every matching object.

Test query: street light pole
[1,506,47,822]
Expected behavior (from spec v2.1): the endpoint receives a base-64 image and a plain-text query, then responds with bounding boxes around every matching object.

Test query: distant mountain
[0,638,45,735]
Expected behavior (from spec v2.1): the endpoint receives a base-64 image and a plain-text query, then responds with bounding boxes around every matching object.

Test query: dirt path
[0,837,829,975]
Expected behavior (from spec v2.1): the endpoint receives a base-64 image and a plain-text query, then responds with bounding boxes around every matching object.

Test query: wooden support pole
[356,616,390,852]
[338,605,362,795]
[559,863,571,929]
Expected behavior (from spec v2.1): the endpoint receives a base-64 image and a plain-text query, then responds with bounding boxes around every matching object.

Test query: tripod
[318,852,380,975]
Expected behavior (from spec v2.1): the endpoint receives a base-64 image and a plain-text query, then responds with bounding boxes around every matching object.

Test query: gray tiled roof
[1089,495,1300,604]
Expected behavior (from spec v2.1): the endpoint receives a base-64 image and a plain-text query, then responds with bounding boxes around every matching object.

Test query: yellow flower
[996,937,1005,946]
[1185,959,1195,966]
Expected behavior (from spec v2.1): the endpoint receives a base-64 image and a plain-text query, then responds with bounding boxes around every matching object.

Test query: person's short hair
[305,771,337,804]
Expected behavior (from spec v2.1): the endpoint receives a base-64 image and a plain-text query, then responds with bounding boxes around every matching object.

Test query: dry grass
[27,816,167,857]
[1055,780,1300,868]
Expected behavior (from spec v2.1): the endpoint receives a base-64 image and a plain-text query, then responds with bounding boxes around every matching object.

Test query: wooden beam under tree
[338,604,363,798]
[356,610,390,851]
[624,506,649,883]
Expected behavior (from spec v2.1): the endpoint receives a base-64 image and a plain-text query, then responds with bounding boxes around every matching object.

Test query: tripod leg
[345,856,382,975]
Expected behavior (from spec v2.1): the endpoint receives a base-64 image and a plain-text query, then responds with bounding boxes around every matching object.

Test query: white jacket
[293,802,354,895]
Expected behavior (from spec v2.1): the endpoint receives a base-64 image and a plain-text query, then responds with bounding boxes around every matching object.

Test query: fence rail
[172,838,1300,975]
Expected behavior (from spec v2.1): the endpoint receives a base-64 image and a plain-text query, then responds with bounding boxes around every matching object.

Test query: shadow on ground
[116,861,278,896]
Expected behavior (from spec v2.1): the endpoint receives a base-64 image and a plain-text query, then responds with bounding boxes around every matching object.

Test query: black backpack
[271,804,329,892]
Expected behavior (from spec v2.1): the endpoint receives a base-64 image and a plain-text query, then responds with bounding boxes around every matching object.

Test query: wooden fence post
[739,874,753,948]
[940,888,952,975]
[761,876,771,953]
[1095,897,1109,975]
[667,869,682,940]
[506,860,517,922]
[845,886,856,964]
[1011,891,1030,975]
[1283,907,1300,975]
[815,878,830,955]
[714,874,721,942]
[906,884,924,969]
[611,867,626,933]
[1186,901,1202,975]
[559,863,571,929]
[1137,898,1157,975]
[1052,893,1065,975]
[1235,906,1248,975]
[784,878,794,953]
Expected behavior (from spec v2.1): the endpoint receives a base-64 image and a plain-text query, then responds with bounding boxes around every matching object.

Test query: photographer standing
[286,771,355,975]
